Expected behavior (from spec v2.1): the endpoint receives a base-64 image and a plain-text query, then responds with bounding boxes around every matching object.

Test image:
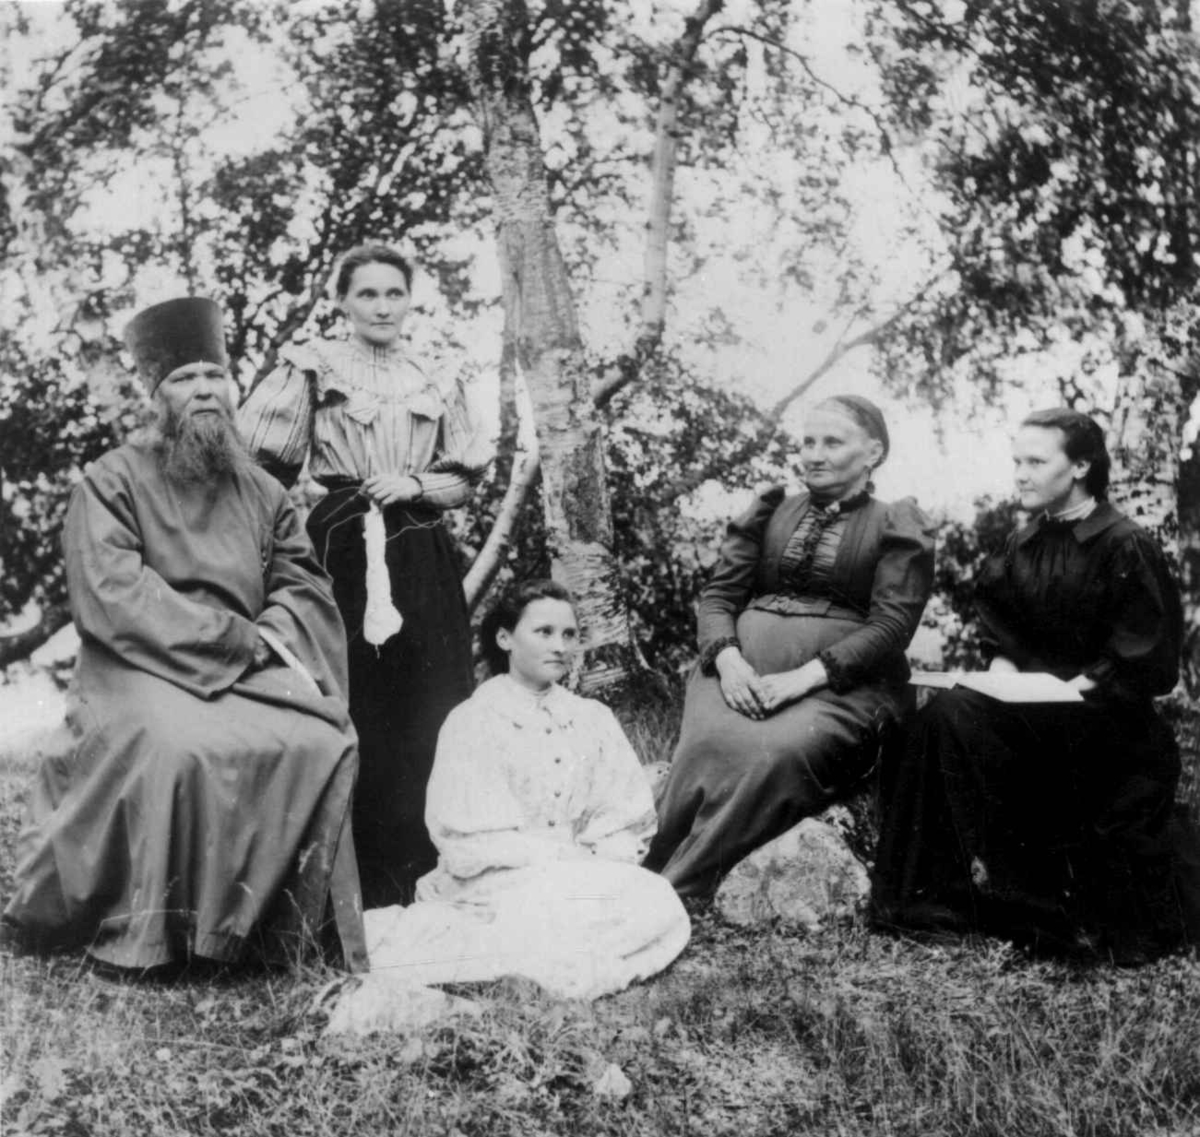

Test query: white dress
[363,675,691,999]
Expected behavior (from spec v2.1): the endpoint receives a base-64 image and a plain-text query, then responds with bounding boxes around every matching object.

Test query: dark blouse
[696,486,936,693]
[976,502,1182,705]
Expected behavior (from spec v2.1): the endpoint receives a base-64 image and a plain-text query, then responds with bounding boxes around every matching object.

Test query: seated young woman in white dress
[363,579,691,999]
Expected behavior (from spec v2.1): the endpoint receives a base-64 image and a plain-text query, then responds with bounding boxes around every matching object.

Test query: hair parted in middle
[479,578,576,675]
[813,393,891,464]
[333,243,414,298]
[1020,406,1111,500]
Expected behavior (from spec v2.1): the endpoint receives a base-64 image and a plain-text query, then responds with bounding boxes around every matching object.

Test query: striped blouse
[238,338,490,510]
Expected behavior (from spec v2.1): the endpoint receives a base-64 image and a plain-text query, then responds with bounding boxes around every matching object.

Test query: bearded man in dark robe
[1,297,367,972]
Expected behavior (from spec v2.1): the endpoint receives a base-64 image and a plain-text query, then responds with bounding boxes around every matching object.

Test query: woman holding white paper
[871,408,1189,963]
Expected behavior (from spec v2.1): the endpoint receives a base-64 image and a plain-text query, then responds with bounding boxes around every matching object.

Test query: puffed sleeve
[425,704,582,880]
[817,498,937,692]
[412,372,493,510]
[975,537,1037,669]
[1082,529,1183,701]
[237,347,317,489]
[573,704,658,863]
[695,486,786,672]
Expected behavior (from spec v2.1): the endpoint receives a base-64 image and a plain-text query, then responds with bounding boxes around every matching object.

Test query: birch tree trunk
[463,0,640,692]
[462,308,540,610]
[1107,303,1200,815]
[1107,303,1200,563]
[593,0,725,410]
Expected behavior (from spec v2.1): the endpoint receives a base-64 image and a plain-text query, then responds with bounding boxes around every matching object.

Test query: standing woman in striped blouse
[239,244,489,908]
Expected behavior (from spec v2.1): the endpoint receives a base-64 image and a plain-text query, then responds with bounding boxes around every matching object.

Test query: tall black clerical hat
[123,297,228,393]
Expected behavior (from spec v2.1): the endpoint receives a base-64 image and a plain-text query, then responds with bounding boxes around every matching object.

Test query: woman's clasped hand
[716,646,826,718]
[360,472,424,505]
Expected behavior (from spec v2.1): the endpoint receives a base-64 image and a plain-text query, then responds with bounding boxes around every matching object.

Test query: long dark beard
[151,400,250,484]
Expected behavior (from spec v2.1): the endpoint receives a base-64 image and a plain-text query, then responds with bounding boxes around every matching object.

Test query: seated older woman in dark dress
[871,408,1190,962]
[644,395,936,897]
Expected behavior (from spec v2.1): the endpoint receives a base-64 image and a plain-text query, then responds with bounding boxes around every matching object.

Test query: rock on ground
[319,972,481,1036]
[714,813,870,930]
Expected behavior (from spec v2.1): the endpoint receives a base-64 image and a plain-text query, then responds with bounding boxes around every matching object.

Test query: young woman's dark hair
[333,243,414,298]
[1020,407,1111,501]
[480,578,576,675]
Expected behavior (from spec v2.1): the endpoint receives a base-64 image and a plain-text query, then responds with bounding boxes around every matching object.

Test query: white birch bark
[1107,303,1200,563]
[593,0,725,410]
[463,0,639,691]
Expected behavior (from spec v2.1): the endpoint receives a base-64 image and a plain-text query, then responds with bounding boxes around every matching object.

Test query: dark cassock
[871,500,1194,961]
[1,298,367,971]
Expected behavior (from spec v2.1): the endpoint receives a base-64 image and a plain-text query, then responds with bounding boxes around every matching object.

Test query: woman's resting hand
[715,646,767,719]
[363,473,423,505]
[756,659,827,713]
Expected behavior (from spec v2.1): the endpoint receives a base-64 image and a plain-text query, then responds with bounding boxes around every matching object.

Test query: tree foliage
[3,0,1198,681]
[866,0,1200,663]
[867,0,1200,406]
[922,495,1020,670]
[3,0,491,635]
[605,361,805,674]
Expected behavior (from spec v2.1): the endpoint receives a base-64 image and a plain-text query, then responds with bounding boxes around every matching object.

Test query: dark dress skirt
[870,504,1194,961]
[871,688,1185,958]
[646,608,906,897]
[308,486,474,907]
[643,488,935,898]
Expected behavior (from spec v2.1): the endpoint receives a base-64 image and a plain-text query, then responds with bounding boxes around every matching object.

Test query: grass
[4,711,1200,1136]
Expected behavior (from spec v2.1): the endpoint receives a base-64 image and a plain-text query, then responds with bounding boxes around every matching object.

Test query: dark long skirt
[308,488,474,908]
[644,610,906,897]
[870,688,1188,961]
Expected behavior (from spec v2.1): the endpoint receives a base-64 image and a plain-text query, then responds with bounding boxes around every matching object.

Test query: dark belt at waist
[746,592,867,622]
[315,476,364,493]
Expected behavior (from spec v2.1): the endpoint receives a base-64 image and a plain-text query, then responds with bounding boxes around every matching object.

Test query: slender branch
[592,0,724,409]
[709,24,910,189]
[887,0,982,61]
[765,271,946,416]
[239,270,329,398]
[663,274,946,501]
[462,445,541,612]
[593,334,657,409]
[641,0,725,343]
[171,92,199,294]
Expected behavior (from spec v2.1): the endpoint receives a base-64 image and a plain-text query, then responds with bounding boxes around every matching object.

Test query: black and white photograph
[2,0,1199,1133]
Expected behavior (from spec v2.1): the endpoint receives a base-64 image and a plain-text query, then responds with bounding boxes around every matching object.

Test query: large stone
[319,973,481,1036]
[714,814,871,930]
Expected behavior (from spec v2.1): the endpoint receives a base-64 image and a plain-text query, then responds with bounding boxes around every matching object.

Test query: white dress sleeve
[425,704,579,880]
[574,704,658,863]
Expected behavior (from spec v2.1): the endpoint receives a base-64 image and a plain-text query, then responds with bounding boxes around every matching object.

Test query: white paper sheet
[911,671,1084,703]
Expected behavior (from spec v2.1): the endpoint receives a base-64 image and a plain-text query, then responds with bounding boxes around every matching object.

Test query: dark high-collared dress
[871,502,1189,960]
[644,486,936,897]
